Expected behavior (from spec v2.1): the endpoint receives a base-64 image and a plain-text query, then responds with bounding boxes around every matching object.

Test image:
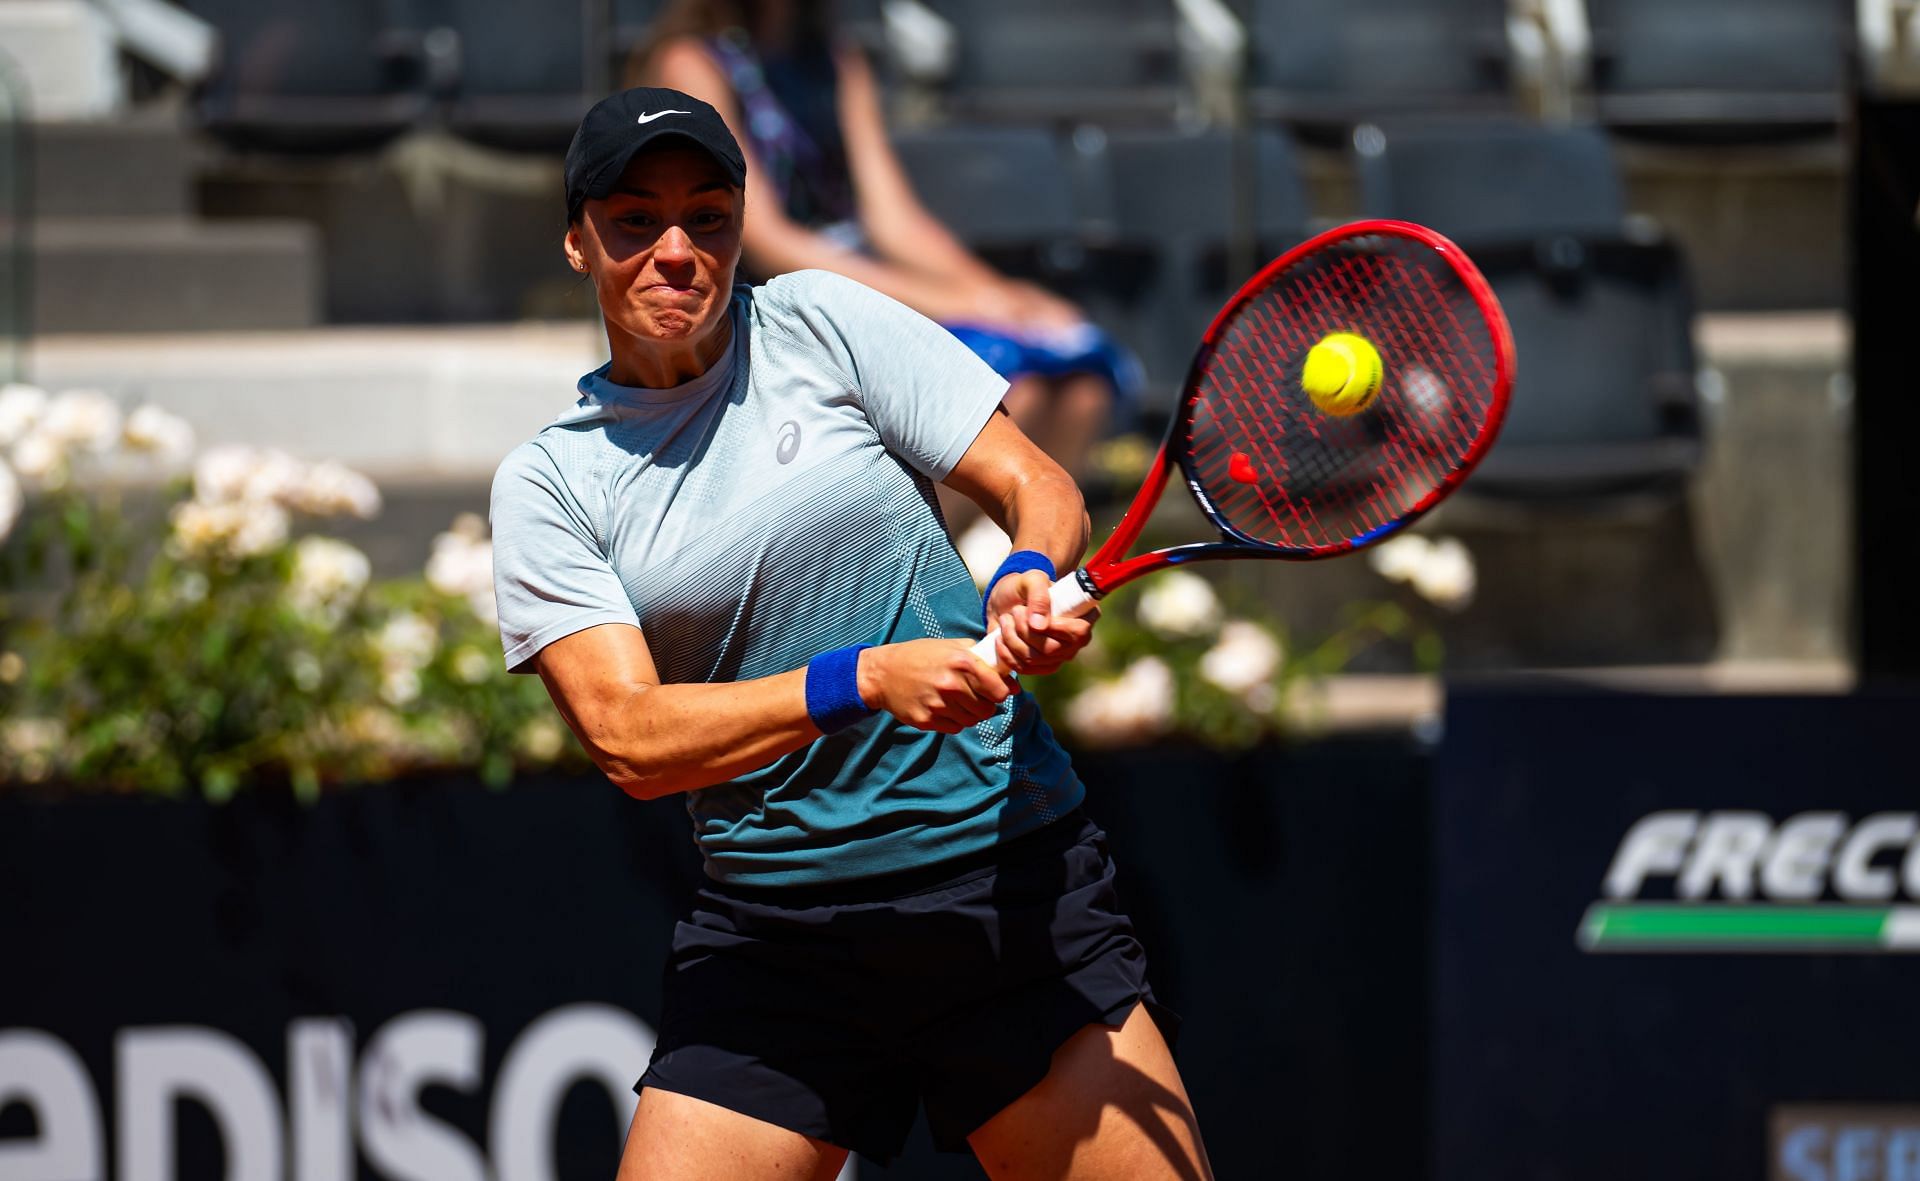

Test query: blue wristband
[983,550,1057,626]
[806,643,875,734]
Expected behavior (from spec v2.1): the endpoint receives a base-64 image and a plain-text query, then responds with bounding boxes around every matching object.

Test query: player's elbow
[571,684,677,800]
[596,747,686,801]
[599,748,689,801]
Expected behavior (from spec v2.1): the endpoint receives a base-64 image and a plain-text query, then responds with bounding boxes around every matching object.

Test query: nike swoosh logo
[636,110,692,124]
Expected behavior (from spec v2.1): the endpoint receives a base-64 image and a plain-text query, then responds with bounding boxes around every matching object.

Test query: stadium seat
[1076,127,1312,405]
[427,0,611,153]
[1586,0,1848,141]
[612,0,665,76]
[1354,120,1701,499]
[890,124,1167,422]
[1350,119,1625,240]
[891,124,1080,260]
[923,0,1182,123]
[1463,238,1701,498]
[184,0,435,153]
[1246,0,1513,137]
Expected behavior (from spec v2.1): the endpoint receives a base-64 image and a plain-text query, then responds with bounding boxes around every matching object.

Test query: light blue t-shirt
[489,269,1085,886]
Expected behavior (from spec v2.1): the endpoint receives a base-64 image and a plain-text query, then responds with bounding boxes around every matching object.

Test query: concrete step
[25,321,595,478]
[32,216,322,332]
[31,115,195,219]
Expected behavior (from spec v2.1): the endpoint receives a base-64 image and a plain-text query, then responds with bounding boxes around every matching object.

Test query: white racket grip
[970,571,1096,671]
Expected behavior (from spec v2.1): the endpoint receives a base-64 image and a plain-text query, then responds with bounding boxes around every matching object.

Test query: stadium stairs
[29,109,320,333]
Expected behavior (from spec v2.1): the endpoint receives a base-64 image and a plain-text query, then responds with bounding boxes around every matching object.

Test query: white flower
[344,705,406,748]
[287,537,371,625]
[289,651,324,693]
[192,444,381,520]
[167,499,289,560]
[241,448,308,506]
[1199,621,1284,697]
[426,530,491,598]
[1,725,62,780]
[231,503,290,558]
[167,500,227,556]
[174,570,209,603]
[1369,533,1475,610]
[1368,534,1432,584]
[954,516,1012,590]
[0,457,20,544]
[1064,656,1176,748]
[193,444,260,505]
[380,667,422,707]
[0,384,48,447]
[466,584,498,628]
[292,460,382,520]
[516,716,567,762]
[2,716,66,782]
[122,404,196,465]
[40,389,122,454]
[451,646,492,685]
[446,511,487,542]
[426,516,497,625]
[377,612,438,672]
[1409,537,1476,612]
[11,429,68,490]
[2,716,65,758]
[1135,570,1222,639]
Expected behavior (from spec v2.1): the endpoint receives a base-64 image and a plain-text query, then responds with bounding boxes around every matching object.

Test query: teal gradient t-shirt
[489,270,1084,886]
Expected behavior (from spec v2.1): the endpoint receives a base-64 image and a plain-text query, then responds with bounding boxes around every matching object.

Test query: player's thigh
[617,1085,850,1181]
[966,1001,1212,1181]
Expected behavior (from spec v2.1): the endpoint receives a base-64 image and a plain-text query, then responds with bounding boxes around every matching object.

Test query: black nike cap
[564,87,747,220]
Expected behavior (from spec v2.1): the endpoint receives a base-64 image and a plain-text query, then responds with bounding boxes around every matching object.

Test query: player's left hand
[986,570,1098,677]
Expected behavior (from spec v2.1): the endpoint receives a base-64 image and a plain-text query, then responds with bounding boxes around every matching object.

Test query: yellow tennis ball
[1301,332,1385,417]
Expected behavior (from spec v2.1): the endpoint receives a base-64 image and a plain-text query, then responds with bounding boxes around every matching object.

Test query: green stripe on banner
[1578,904,1908,951]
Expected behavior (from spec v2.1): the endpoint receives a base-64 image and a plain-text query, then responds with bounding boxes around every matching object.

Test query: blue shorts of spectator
[944,322,1144,434]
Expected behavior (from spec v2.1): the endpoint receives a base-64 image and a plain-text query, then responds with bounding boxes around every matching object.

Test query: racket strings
[1184,232,1503,551]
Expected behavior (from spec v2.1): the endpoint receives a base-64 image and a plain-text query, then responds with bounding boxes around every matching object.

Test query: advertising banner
[3,741,1429,1180]
[1433,686,1920,1181]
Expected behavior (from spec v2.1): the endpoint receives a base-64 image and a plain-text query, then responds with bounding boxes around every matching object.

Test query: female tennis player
[489,88,1210,1180]
[631,0,1137,535]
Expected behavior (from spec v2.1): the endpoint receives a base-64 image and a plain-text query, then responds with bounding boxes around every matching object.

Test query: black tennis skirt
[635,806,1179,1164]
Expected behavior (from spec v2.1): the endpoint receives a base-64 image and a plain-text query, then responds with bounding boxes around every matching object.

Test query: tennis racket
[973,218,1515,669]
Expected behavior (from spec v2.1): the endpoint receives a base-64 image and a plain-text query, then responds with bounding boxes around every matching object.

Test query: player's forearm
[1000,470,1092,576]
[602,670,821,800]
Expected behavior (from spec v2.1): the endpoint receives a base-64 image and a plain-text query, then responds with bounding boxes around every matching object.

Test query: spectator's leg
[1036,373,1115,485]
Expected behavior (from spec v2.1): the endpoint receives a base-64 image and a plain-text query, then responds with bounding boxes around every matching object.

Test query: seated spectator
[632,0,1138,536]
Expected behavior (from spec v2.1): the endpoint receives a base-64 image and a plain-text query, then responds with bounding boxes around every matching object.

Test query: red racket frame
[1075,219,1515,598]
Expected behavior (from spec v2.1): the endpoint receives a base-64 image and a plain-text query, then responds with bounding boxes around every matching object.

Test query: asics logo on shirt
[777,421,802,464]
[636,110,691,124]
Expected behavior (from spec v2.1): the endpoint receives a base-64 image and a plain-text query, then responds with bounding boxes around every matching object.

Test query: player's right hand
[857,639,1017,735]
